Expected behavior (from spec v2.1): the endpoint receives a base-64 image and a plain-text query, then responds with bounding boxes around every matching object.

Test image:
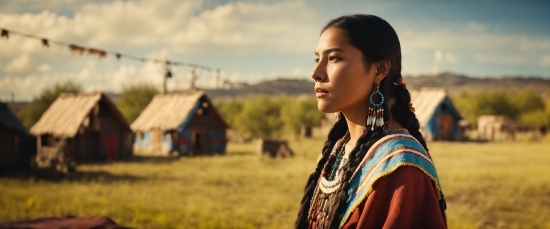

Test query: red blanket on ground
[0,216,129,229]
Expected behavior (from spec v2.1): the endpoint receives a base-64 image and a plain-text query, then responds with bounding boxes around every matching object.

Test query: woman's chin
[317,103,338,114]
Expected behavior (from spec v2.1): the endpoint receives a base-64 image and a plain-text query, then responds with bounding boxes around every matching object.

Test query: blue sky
[0,0,549,100]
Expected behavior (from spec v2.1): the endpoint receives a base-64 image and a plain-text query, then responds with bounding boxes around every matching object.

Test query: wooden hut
[131,91,228,156]
[410,88,463,141]
[477,115,518,141]
[0,102,33,172]
[30,92,132,171]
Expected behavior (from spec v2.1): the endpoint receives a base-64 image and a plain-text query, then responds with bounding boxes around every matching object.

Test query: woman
[295,14,447,229]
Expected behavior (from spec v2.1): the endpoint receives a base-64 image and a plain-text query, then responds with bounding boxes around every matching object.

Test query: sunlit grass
[1,138,549,228]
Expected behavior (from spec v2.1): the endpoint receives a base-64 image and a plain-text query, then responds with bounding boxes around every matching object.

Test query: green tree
[218,99,244,127]
[18,80,83,128]
[116,83,159,123]
[281,97,324,135]
[218,96,325,138]
[453,90,518,127]
[510,89,545,113]
[518,111,547,127]
[233,96,286,138]
[510,89,546,127]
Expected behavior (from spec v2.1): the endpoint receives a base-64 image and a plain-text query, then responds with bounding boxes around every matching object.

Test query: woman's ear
[374,59,391,82]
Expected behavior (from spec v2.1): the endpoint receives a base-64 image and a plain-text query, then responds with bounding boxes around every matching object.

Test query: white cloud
[434,49,457,65]
[0,0,319,100]
[4,54,31,73]
[0,74,56,99]
[539,55,550,67]
[400,22,550,74]
[168,0,316,54]
[37,64,51,72]
[291,66,308,77]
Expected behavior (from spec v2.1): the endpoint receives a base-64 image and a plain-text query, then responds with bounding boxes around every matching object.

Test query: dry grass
[1,136,549,228]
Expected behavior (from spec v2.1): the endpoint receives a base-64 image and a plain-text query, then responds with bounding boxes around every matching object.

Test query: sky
[0,0,549,101]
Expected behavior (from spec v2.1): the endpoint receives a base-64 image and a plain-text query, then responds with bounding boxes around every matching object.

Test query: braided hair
[295,14,431,229]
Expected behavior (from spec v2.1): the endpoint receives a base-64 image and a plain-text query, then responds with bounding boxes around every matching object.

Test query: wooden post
[162,61,168,94]
[216,69,220,89]
[190,69,197,91]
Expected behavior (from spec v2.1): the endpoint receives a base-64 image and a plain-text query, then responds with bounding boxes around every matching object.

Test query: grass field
[1,137,550,229]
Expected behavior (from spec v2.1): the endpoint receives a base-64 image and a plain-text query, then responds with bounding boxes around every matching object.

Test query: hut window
[41,134,53,146]
[199,101,210,116]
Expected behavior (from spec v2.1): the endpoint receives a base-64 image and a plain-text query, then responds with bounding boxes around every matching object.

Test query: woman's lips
[315,87,328,98]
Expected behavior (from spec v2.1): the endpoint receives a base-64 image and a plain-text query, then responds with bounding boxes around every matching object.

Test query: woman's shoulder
[368,129,429,158]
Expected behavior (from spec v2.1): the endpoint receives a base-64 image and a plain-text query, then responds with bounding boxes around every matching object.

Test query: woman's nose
[311,62,326,82]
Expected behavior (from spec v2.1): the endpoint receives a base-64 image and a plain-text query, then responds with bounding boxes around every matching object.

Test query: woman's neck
[342,115,403,157]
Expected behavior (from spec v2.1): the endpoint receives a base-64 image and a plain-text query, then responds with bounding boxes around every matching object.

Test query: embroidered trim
[339,163,443,227]
[338,133,443,227]
[355,148,434,192]
[350,133,428,179]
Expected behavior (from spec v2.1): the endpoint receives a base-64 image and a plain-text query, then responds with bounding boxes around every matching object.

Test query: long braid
[391,83,447,225]
[295,116,348,228]
[391,85,429,151]
[327,126,387,228]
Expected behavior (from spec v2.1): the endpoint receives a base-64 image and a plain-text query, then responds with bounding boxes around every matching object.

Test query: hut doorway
[151,130,162,153]
[192,131,209,154]
[437,113,454,140]
[104,135,118,159]
[436,104,454,141]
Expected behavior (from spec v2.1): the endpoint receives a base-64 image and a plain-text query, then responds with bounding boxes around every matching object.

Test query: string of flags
[0,27,215,72]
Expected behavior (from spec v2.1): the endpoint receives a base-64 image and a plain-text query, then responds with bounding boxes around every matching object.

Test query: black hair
[295,14,436,229]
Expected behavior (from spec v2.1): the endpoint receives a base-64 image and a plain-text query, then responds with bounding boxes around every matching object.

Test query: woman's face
[312,26,376,114]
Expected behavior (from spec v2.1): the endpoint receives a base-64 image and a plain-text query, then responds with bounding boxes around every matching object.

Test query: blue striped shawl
[339,131,444,227]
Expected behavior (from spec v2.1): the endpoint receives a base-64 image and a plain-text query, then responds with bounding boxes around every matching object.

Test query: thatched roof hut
[31,93,127,137]
[410,87,463,141]
[131,91,205,132]
[0,102,28,135]
[132,91,228,156]
[0,102,33,172]
[31,92,132,171]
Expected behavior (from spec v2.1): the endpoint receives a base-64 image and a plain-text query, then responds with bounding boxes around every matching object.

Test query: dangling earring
[366,82,385,132]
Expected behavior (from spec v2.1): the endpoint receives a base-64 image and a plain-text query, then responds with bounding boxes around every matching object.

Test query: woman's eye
[328,56,340,62]
[314,58,319,63]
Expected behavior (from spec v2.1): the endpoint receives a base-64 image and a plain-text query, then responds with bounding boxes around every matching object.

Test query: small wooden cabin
[131,91,228,156]
[30,92,132,171]
[0,102,33,172]
[410,88,463,141]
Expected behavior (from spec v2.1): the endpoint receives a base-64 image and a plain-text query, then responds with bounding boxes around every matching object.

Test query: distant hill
[405,72,550,96]
[203,78,314,101]
[203,73,550,101]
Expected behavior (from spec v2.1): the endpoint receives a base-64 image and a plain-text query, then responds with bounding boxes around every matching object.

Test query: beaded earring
[366,82,385,132]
